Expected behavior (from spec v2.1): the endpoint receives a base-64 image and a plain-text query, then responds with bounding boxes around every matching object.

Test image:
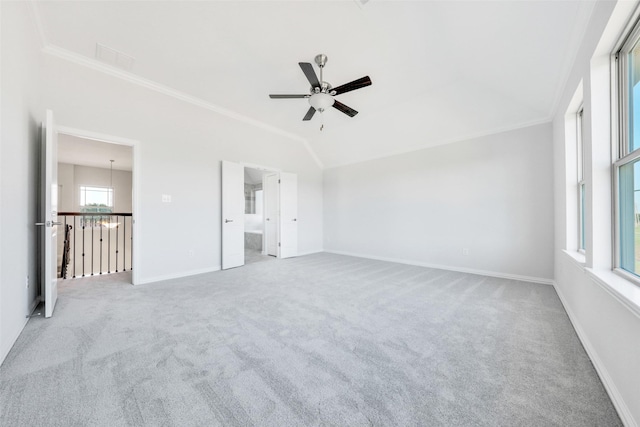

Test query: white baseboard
[553,282,637,427]
[0,326,23,367]
[137,266,221,285]
[28,298,40,315]
[324,250,554,285]
[0,316,29,367]
[297,249,324,257]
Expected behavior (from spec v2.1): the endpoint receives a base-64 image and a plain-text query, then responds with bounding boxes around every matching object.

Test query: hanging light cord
[110,160,114,206]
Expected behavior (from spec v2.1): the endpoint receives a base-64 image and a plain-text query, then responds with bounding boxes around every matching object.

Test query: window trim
[613,23,640,285]
[577,107,586,253]
[79,185,114,210]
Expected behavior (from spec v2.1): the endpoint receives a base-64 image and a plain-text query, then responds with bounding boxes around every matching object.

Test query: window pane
[619,161,640,274]
[579,183,586,251]
[577,110,584,180]
[80,186,113,212]
[629,41,640,152]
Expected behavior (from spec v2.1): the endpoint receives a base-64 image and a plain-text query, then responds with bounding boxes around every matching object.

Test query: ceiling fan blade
[299,62,321,88]
[269,94,309,99]
[331,76,372,96]
[333,100,358,117]
[303,106,316,121]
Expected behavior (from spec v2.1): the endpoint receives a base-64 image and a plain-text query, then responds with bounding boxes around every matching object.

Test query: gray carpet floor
[245,249,275,265]
[0,253,621,426]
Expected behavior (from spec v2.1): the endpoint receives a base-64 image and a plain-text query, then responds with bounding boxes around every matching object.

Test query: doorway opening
[56,132,135,285]
[244,167,272,265]
[221,161,297,270]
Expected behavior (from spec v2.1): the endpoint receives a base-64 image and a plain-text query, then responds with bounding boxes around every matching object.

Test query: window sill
[562,249,586,267]
[585,268,640,319]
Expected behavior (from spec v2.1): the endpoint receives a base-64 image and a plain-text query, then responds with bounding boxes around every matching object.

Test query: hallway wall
[58,163,132,213]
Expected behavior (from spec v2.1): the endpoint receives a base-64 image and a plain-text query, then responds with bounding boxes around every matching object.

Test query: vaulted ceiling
[35,1,596,168]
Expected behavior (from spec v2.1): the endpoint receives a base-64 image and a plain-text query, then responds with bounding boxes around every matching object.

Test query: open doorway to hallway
[57,134,133,283]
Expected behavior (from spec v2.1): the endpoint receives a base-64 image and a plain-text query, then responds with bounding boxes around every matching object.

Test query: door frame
[263,172,280,257]
[56,125,140,285]
[241,162,280,257]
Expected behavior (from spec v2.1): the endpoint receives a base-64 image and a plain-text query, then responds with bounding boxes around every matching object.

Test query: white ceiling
[36,1,595,169]
[58,133,133,171]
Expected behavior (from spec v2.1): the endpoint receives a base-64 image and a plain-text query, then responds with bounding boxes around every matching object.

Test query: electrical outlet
[188,249,195,258]
[462,248,470,256]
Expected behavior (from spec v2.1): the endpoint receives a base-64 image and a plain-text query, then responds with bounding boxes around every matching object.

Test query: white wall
[0,2,43,364]
[40,52,323,284]
[58,163,132,213]
[324,123,555,282]
[552,1,640,425]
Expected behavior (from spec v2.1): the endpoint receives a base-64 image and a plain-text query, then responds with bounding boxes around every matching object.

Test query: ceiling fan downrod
[315,54,328,92]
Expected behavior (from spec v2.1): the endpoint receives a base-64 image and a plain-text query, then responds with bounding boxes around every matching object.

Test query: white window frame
[79,185,114,210]
[577,107,586,253]
[614,19,640,285]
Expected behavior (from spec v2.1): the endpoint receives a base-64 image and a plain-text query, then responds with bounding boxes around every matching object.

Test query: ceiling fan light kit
[309,93,334,112]
[269,53,372,125]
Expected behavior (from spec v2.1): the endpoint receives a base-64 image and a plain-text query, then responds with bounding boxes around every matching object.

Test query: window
[616,24,640,279]
[80,186,113,213]
[577,108,586,252]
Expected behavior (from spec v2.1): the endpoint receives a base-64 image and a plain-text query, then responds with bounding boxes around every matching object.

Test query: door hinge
[278,242,281,247]
[278,179,281,184]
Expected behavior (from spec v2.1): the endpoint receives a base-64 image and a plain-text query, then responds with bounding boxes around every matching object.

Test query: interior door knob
[225,219,233,223]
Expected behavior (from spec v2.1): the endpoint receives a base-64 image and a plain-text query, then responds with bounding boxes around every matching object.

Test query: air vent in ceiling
[95,43,135,71]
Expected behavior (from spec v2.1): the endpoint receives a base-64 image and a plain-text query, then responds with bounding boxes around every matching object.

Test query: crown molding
[41,45,325,169]
[28,0,48,49]
[30,1,323,169]
[548,0,597,119]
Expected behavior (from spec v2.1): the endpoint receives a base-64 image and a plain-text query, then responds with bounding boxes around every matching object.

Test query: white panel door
[40,110,59,318]
[264,173,279,257]
[279,172,298,259]
[221,161,245,269]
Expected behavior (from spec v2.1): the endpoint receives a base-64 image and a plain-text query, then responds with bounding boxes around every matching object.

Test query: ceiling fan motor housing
[314,54,328,68]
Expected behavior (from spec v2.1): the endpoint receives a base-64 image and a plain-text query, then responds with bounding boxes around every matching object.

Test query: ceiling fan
[269,54,372,121]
